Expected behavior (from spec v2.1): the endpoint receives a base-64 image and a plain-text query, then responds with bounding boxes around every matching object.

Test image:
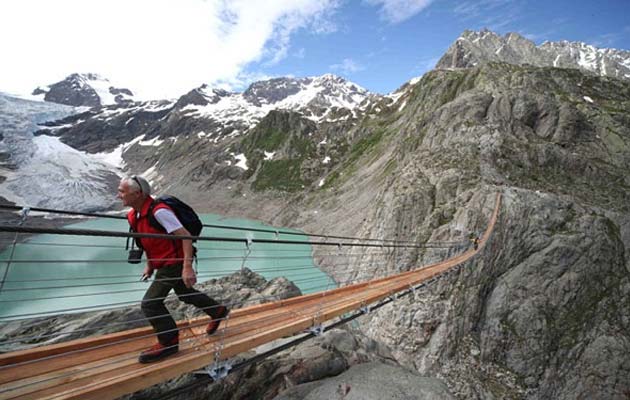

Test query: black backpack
[127,196,202,264]
[147,195,203,239]
[128,195,202,252]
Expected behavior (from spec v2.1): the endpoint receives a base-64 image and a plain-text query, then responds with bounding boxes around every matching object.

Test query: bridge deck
[0,194,500,400]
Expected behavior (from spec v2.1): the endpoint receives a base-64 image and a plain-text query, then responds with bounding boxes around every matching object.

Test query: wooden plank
[0,325,158,367]
[47,284,411,400]
[1,287,369,399]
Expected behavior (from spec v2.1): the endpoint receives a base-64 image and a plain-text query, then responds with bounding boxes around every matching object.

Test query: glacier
[0,93,122,212]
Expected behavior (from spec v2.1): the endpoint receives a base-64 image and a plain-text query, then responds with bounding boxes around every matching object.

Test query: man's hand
[171,227,196,288]
[141,264,153,281]
[182,262,197,288]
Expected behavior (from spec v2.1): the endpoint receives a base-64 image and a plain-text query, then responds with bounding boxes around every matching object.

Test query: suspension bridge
[0,193,501,399]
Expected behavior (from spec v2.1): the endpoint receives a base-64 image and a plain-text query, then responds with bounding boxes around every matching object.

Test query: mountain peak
[32,73,135,108]
[438,29,630,80]
[167,73,378,137]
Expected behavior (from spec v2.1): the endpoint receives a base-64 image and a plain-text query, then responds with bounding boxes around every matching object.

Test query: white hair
[123,175,151,196]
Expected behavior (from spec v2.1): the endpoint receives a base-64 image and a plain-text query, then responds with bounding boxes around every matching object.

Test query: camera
[128,248,144,264]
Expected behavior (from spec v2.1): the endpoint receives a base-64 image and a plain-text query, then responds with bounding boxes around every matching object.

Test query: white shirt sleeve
[153,208,184,233]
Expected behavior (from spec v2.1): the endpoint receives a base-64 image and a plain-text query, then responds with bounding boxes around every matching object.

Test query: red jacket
[127,196,183,269]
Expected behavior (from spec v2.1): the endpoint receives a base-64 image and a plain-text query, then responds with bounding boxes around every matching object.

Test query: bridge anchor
[204,359,233,381]
[307,324,324,336]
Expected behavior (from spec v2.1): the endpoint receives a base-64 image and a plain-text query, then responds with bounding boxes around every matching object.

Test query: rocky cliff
[437,29,630,81]
[291,63,630,399]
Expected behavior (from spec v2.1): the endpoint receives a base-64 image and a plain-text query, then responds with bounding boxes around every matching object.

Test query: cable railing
[0,203,465,246]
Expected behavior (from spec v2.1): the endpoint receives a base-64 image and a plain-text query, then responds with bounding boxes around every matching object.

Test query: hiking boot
[138,337,179,364]
[207,306,230,335]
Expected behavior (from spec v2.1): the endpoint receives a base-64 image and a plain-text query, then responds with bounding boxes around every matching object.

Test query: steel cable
[0,259,449,345]
[0,251,399,288]
[0,203,461,246]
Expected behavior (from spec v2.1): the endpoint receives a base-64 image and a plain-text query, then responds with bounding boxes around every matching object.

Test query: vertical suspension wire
[314,237,328,331]
[0,207,30,293]
[211,238,251,372]
[241,237,252,273]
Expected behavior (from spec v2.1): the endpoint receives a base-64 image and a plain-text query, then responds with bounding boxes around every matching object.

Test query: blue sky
[250,0,630,94]
[0,0,629,99]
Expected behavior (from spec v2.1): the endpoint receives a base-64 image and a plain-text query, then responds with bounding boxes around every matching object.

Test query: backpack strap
[147,199,166,233]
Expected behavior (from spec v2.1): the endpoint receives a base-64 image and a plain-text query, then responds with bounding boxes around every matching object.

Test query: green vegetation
[289,135,316,157]
[321,170,340,189]
[253,159,308,192]
[250,133,317,191]
[241,123,290,155]
[348,128,386,164]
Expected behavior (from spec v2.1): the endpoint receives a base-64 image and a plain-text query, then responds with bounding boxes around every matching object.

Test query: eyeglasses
[131,175,143,194]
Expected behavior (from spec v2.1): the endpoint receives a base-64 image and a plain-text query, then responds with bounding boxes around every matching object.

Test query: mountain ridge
[437,29,630,81]
[32,73,135,108]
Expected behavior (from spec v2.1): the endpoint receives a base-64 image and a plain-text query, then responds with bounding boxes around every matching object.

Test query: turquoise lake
[0,214,336,320]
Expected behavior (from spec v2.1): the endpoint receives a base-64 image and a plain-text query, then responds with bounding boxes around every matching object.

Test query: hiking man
[117,175,229,363]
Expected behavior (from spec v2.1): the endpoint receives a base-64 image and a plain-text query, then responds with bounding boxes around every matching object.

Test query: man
[117,175,229,363]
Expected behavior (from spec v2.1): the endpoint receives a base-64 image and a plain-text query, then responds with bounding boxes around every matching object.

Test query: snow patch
[583,96,594,103]
[143,164,160,185]
[322,156,331,164]
[91,146,124,169]
[409,76,422,86]
[318,178,325,187]
[139,136,164,147]
[91,134,146,169]
[233,153,248,170]
[264,151,275,160]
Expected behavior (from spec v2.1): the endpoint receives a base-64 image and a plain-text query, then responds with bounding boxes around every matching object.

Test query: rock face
[436,29,630,81]
[124,327,441,400]
[309,63,630,400]
[274,361,455,400]
[33,73,135,107]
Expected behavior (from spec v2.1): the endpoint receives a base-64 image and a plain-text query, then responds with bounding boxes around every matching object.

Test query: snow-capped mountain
[176,74,376,130]
[436,29,630,80]
[39,74,379,154]
[32,73,135,108]
[21,73,379,201]
[0,93,121,211]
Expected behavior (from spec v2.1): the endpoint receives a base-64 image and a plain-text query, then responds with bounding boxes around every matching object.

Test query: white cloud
[0,0,340,100]
[330,58,365,74]
[453,0,514,18]
[295,48,306,59]
[365,0,434,24]
[453,0,522,32]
